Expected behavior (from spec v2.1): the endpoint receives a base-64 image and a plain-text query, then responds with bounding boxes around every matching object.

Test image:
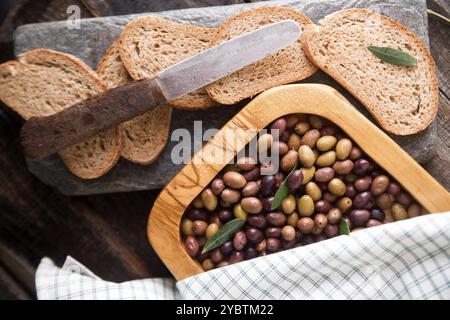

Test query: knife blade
[21,20,300,158]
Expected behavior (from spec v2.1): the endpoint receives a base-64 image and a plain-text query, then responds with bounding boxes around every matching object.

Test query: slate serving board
[14,0,437,195]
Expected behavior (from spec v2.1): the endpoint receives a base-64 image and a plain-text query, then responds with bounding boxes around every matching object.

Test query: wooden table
[0,0,448,299]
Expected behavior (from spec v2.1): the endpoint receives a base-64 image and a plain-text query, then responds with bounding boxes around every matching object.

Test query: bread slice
[119,16,217,110]
[98,40,172,165]
[205,6,318,105]
[0,49,121,179]
[302,9,439,135]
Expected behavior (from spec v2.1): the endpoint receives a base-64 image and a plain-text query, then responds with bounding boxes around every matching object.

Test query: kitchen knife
[21,20,300,158]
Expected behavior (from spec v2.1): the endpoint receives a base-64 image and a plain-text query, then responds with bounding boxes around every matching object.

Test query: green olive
[287,212,299,227]
[337,197,352,213]
[316,151,336,167]
[181,218,193,236]
[335,138,353,160]
[305,182,322,201]
[201,187,218,211]
[316,136,337,152]
[300,166,316,184]
[281,194,296,214]
[298,145,316,167]
[206,223,219,238]
[391,203,408,221]
[192,195,204,208]
[298,195,315,217]
[328,178,347,196]
[233,203,248,221]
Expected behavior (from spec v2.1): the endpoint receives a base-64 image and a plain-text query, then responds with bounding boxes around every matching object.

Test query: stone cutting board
[14,0,437,195]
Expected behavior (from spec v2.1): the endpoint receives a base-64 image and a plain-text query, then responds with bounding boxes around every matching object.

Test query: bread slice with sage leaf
[302,9,439,135]
[0,49,121,179]
[98,40,172,165]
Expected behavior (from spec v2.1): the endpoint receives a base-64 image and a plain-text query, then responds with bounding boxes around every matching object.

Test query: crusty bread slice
[205,6,318,105]
[302,9,439,135]
[0,49,121,179]
[98,40,172,165]
[119,16,217,110]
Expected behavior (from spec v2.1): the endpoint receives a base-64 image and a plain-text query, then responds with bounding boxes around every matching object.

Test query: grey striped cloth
[36,212,450,300]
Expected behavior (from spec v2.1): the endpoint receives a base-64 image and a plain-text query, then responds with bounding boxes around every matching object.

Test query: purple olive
[280,130,290,143]
[261,175,276,196]
[247,214,267,228]
[265,227,282,238]
[353,159,370,176]
[353,192,372,209]
[396,192,413,207]
[221,241,233,256]
[324,224,339,238]
[245,247,258,260]
[281,239,296,250]
[315,200,332,213]
[270,118,287,135]
[187,208,208,221]
[262,196,275,211]
[233,231,247,251]
[267,212,287,226]
[302,234,315,245]
[350,209,370,227]
[266,238,281,252]
[210,248,224,263]
[370,209,385,222]
[218,209,233,224]
[229,251,244,264]
[246,227,264,244]
[275,172,285,188]
[366,219,383,228]
[196,251,210,263]
[345,184,357,198]
[185,236,199,257]
[288,170,303,192]
[387,182,401,196]
[242,167,260,182]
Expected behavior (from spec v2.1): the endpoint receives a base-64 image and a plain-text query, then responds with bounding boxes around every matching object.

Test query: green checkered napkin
[36,212,450,300]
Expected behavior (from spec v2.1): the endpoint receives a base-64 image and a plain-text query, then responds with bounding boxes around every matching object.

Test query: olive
[266,238,281,253]
[280,131,290,143]
[281,194,297,214]
[298,145,316,167]
[300,166,316,184]
[391,203,408,221]
[317,136,337,152]
[316,151,337,167]
[257,133,273,152]
[353,159,370,175]
[301,129,321,148]
[181,218,193,236]
[335,138,353,160]
[354,176,372,192]
[217,261,230,268]
[286,114,299,128]
[298,195,315,217]
[267,212,287,226]
[302,234,315,245]
[265,227,282,238]
[270,118,287,135]
[311,226,323,235]
[229,251,244,264]
[305,182,322,201]
[237,157,256,171]
[206,223,219,238]
[261,175,276,196]
[320,126,336,136]
[309,115,323,129]
[221,188,241,203]
[201,188,218,211]
[407,203,422,218]
[396,192,413,207]
[202,259,215,271]
[242,167,260,182]
[349,146,362,160]
[314,213,328,228]
[185,236,199,257]
[376,193,394,210]
[223,171,247,189]
[272,141,288,156]
[282,212,297,227]
[210,178,225,195]
[370,209,385,222]
[371,175,390,196]
[282,239,297,250]
[345,184,357,198]
[324,224,339,238]
[328,178,347,196]
[327,208,342,224]
[315,167,335,182]
[192,220,208,236]
[275,172,285,188]
[233,203,248,221]
[353,192,372,209]
[337,197,353,213]
[192,195,204,208]
[281,225,296,241]
[241,197,263,214]
[221,241,233,256]
[233,231,247,251]
[297,217,315,234]
[256,239,267,252]
[187,207,208,221]
[288,170,303,192]
[288,133,302,150]
[262,196,275,211]
[246,227,264,244]
[345,173,358,183]
[294,121,310,135]
[245,247,258,260]
[350,209,370,227]
[281,150,299,171]
[387,182,402,196]
[242,181,260,197]
[247,214,267,228]
[315,199,332,213]
[366,219,383,228]
[333,160,354,175]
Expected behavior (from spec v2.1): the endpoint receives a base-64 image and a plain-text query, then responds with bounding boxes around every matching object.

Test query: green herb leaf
[271,165,298,210]
[367,46,417,66]
[202,219,245,253]
[339,219,350,235]
[427,9,450,25]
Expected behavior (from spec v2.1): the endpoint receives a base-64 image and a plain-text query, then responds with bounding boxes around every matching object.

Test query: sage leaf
[202,218,245,253]
[367,46,417,66]
[339,219,350,235]
[271,165,298,210]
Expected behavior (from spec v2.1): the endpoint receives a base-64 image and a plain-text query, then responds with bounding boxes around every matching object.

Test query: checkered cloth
[36,212,450,300]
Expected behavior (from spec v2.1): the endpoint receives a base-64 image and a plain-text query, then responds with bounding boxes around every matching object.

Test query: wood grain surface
[0,0,448,298]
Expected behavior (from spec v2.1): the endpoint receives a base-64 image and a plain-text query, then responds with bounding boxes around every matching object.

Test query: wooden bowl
[147,84,450,280]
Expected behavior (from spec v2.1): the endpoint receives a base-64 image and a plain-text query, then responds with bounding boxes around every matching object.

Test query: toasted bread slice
[205,6,318,105]
[98,40,172,165]
[119,16,217,109]
[0,49,121,179]
[302,9,439,135]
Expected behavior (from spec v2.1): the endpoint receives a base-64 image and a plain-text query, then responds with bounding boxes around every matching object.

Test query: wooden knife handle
[21,78,166,158]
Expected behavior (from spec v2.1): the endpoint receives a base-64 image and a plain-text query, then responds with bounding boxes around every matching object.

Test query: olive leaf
[271,165,298,210]
[339,219,350,235]
[367,46,417,66]
[427,9,450,25]
[201,219,245,253]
